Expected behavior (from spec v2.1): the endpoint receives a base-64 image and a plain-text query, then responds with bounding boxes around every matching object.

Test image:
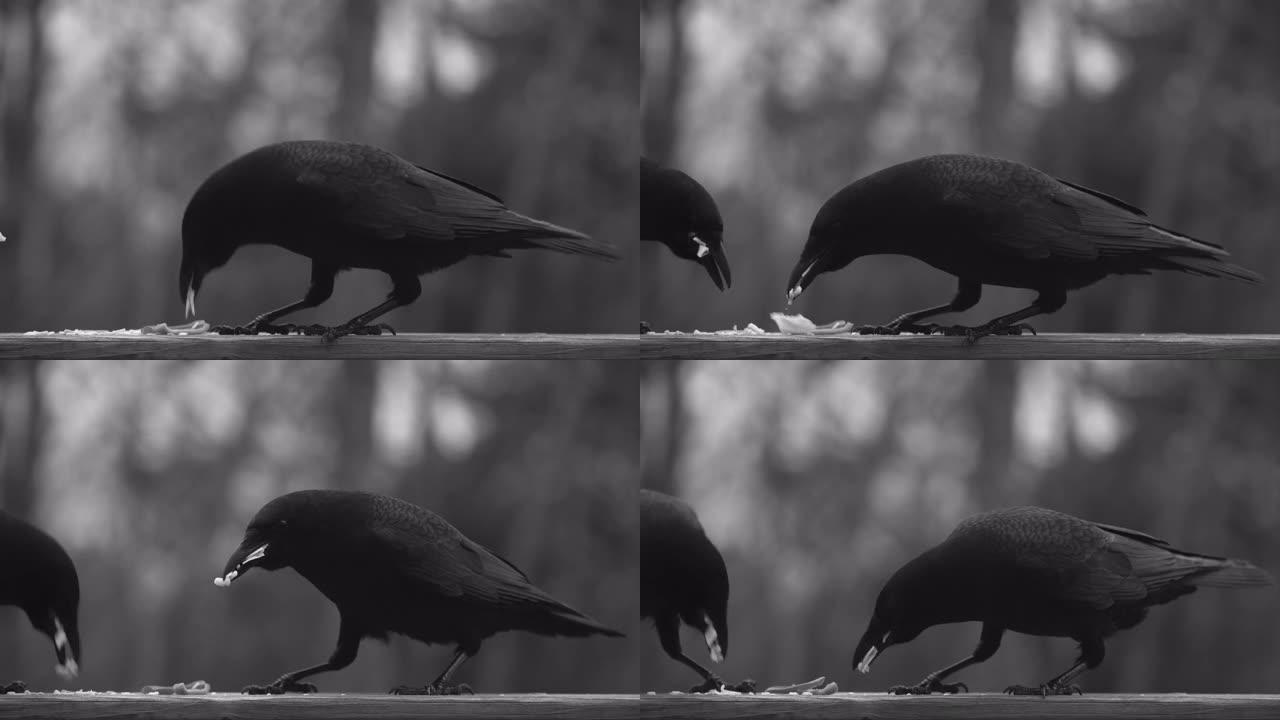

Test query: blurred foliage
[641,359,1280,693]
[642,0,1280,333]
[0,360,639,693]
[0,0,637,333]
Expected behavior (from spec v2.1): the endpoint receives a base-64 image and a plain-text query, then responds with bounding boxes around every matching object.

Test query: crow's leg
[865,279,981,335]
[215,263,336,335]
[390,644,477,696]
[654,613,723,693]
[0,681,26,694]
[1005,637,1100,696]
[243,618,360,694]
[935,288,1066,342]
[322,273,420,341]
[890,623,1002,695]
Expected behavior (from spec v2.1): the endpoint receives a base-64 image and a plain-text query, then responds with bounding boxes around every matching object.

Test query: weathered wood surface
[640,693,1280,720]
[6,333,1280,360]
[0,692,642,719]
[0,693,1275,719]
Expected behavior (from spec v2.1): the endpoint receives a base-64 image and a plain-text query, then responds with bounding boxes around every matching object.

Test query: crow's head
[786,177,891,304]
[851,556,934,675]
[4,515,82,679]
[214,492,322,587]
[699,553,730,662]
[179,192,239,320]
[215,490,375,588]
[641,160,731,291]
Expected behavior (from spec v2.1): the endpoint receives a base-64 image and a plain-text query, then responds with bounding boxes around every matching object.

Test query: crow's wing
[367,507,550,608]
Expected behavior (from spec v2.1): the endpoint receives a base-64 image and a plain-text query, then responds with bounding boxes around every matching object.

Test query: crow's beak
[52,616,77,679]
[185,287,196,319]
[696,234,731,292]
[854,630,892,674]
[702,613,724,663]
[214,541,268,587]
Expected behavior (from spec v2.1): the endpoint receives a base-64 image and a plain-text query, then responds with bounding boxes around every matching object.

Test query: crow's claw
[854,324,900,336]
[724,679,757,693]
[0,681,27,694]
[321,323,396,342]
[890,677,967,695]
[242,679,318,695]
[390,682,473,696]
[1004,683,1082,696]
[688,676,725,694]
[213,321,294,336]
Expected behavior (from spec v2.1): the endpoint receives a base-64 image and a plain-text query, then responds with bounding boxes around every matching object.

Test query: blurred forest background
[0,360,639,693]
[642,0,1280,333]
[641,360,1280,693]
[0,0,636,334]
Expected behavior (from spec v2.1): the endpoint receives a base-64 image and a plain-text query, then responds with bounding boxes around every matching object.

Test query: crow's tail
[1148,225,1263,284]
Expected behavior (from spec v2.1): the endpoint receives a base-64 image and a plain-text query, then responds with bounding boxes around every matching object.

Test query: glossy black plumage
[853,506,1273,695]
[641,158,731,291]
[640,489,729,692]
[788,154,1260,338]
[0,511,81,690]
[180,140,619,339]
[216,490,623,694]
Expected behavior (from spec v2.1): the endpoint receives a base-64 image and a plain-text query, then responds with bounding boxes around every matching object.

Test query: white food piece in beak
[214,543,268,587]
[691,234,710,258]
[787,285,803,304]
[857,646,878,674]
[0,231,7,242]
[703,614,723,663]
[185,288,196,319]
[53,617,77,678]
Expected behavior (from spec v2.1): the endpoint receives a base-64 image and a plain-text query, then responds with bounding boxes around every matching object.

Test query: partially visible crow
[215,490,623,694]
[180,141,619,340]
[640,489,729,692]
[0,510,81,692]
[641,158,731,291]
[853,506,1273,695]
[787,154,1261,340]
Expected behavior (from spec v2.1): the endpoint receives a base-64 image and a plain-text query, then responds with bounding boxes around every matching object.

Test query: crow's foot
[921,322,1037,342]
[0,681,27,694]
[213,321,295,336]
[241,679,318,695]
[890,676,967,695]
[1004,682,1082,696]
[688,675,725,693]
[390,682,473,696]
[723,679,756,693]
[854,324,901,336]
[322,323,397,342]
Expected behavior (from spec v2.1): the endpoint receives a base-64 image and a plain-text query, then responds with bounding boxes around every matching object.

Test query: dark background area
[641,360,1280,693]
[0,0,636,334]
[0,360,639,693]
[642,0,1280,334]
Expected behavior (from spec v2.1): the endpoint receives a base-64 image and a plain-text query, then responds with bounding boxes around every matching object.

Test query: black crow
[787,154,1261,340]
[215,490,623,694]
[179,140,619,340]
[641,157,731,291]
[640,489,729,692]
[853,506,1273,695]
[0,510,81,692]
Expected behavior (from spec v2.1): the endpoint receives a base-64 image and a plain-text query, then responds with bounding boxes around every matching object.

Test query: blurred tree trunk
[641,0,686,163]
[331,0,379,140]
[972,0,1018,154]
[0,362,40,520]
[969,361,1017,507]
[334,361,378,487]
[0,0,46,331]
